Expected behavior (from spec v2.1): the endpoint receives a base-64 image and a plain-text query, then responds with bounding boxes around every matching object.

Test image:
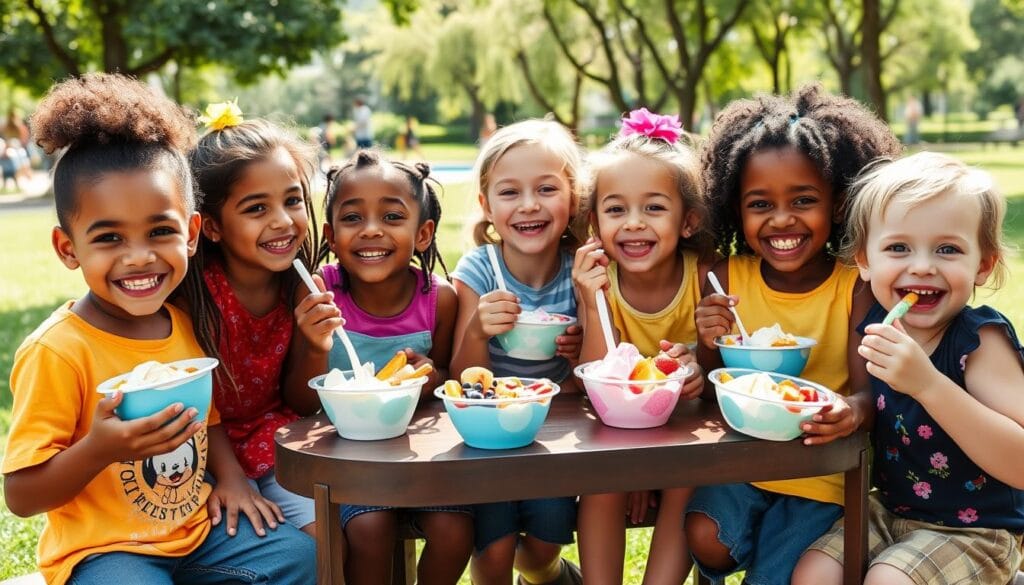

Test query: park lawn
[2,148,1023,582]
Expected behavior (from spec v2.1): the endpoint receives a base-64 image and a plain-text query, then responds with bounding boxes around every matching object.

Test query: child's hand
[556,325,583,361]
[207,472,284,537]
[658,340,703,400]
[572,237,610,309]
[84,392,202,464]
[474,290,520,338]
[293,273,343,353]
[800,396,862,445]
[695,293,738,350]
[400,348,441,388]
[626,490,656,524]
[859,321,942,398]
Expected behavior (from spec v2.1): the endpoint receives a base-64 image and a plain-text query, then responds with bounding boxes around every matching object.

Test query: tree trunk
[862,0,886,120]
[95,1,128,72]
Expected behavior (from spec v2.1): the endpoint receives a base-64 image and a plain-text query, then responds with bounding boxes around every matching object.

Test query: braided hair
[316,149,448,293]
[702,84,902,256]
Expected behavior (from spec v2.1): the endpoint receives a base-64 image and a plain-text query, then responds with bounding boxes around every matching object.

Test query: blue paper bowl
[309,371,426,441]
[97,358,219,422]
[433,380,560,449]
[708,368,836,441]
[715,335,816,376]
[496,315,577,361]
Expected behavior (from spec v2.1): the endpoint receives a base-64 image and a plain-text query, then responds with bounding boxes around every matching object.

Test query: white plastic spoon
[707,272,750,343]
[292,259,370,380]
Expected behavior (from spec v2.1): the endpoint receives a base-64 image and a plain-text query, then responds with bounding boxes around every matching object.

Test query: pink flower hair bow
[618,108,684,143]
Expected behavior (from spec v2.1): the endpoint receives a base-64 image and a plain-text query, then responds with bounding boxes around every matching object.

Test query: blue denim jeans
[68,515,315,585]
[472,497,577,552]
[686,483,842,585]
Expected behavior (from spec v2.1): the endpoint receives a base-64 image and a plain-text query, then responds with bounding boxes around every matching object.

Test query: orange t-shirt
[3,302,220,585]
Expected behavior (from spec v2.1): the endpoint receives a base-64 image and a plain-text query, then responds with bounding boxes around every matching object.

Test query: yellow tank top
[608,250,701,357]
[728,255,860,505]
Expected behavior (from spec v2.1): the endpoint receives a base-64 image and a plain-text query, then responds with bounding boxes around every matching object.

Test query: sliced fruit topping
[375,351,407,381]
[653,354,680,376]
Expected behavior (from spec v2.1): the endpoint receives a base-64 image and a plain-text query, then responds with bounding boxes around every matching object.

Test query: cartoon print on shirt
[143,438,198,506]
[118,428,209,525]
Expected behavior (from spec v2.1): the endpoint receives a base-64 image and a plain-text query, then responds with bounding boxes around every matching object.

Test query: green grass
[2,147,1023,582]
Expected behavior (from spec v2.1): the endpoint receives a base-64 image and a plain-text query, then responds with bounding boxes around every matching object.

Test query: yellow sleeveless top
[728,255,860,505]
[608,250,701,356]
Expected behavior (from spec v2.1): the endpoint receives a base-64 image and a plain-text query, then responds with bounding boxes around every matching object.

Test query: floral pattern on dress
[929,452,950,478]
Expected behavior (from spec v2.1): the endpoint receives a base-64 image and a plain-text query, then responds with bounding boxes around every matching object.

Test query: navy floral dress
[860,304,1024,530]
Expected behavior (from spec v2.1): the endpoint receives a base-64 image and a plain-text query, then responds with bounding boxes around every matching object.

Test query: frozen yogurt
[442,366,555,399]
[585,343,685,394]
[321,351,432,391]
[115,361,198,390]
[743,323,799,347]
[517,308,573,324]
[719,371,822,403]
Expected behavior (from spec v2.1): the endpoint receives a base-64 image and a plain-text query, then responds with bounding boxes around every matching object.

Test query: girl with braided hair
[688,85,902,585]
[315,149,472,585]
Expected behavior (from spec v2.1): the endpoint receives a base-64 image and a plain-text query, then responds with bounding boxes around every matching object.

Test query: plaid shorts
[810,494,1023,585]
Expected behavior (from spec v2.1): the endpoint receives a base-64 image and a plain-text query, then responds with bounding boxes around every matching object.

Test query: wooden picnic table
[276,395,869,585]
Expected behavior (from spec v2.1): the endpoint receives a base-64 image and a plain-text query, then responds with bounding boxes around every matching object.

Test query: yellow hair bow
[199,99,243,131]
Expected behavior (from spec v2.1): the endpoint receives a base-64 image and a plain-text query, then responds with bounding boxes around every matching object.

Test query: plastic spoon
[595,289,617,356]
[486,244,508,292]
[292,259,370,380]
[707,272,750,343]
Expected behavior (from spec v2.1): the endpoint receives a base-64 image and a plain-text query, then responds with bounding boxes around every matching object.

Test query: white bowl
[308,372,426,440]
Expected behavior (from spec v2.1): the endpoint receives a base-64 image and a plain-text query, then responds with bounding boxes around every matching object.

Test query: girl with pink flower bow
[573,109,713,584]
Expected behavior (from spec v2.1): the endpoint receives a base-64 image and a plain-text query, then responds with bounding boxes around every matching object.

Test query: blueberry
[467,390,484,399]
[462,382,472,389]
[473,382,483,391]
[484,390,495,398]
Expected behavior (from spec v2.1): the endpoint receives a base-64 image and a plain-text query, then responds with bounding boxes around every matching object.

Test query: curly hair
[702,84,902,256]
[586,132,713,257]
[30,73,197,230]
[181,118,320,383]
[316,149,448,293]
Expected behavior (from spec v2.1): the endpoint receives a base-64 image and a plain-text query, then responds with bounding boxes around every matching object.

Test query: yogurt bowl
[496,310,576,361]
[434,378,559,449]
[97,357,219,422]
[709,367,837,441]
[715,334,816,376]
[309,370,426,441]
[574,361,691,429]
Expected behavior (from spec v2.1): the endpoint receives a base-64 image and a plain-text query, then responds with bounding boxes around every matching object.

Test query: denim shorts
[341,504,472,532]
[247,471,315,530]
[472,497,577,552]
[686,483,842,585]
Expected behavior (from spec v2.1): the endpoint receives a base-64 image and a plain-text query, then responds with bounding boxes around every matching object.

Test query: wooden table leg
[315,483,346,585]
[391,539,416,585]
[842,449,869,585]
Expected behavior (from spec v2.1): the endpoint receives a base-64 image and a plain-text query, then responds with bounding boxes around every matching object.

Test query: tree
[747,0,815,93]
[370,1,523,138]
[543,0,751,126]
[0,0,343,95]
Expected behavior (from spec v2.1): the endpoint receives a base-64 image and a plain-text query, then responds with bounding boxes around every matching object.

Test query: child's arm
[283,273,343,415]
[572,238,616,364]
[861,322,1024,488]
[5,393,201,517]
[205,425,284,537]
[801,280,875,445]
[416,280,459,394]
[449,280,518,380]
[694,260,731,399]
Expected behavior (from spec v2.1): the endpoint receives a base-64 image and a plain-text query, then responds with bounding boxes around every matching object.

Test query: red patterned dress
[204,262,299,478]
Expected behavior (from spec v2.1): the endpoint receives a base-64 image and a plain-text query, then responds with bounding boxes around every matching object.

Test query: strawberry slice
[653,354,680,376]
[799,387,819,402]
